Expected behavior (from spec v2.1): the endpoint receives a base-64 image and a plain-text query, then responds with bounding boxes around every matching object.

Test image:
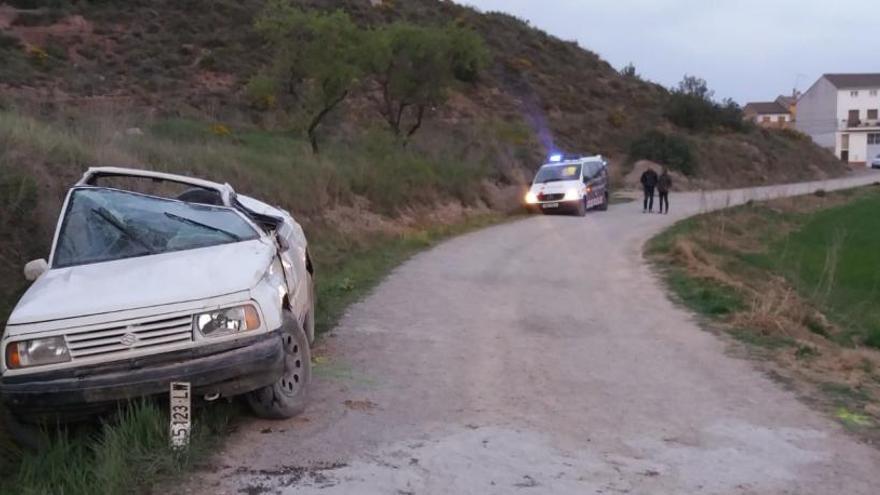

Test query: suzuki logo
[119,332,139,347]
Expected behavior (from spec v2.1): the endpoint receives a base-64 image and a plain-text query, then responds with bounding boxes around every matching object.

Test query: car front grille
[538,193,565,201]
[66,314,194,360]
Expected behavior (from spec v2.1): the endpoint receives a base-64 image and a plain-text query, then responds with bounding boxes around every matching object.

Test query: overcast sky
[458,0,879,104]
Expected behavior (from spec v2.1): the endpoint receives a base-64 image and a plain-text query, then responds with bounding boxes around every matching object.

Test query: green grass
[0,400,240,495]
[648,190,880,351]
[767,193,880,348]
[666,269,744,317]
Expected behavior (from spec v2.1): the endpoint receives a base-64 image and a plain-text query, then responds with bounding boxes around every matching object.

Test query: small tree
[676,74,713,101]
[254,1,362,153]
[665,75,747,133]
[363,22,488,143]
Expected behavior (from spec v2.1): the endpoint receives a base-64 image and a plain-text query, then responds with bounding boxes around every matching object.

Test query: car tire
[598,192,609,211]
[247,311,311,419]
[575,197,587,217]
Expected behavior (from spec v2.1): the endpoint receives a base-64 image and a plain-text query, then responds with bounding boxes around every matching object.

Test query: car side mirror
[24,259,49,281]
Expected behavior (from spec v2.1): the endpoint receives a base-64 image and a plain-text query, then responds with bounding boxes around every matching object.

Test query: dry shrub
[668,237,743,290]
[731,278,819,342]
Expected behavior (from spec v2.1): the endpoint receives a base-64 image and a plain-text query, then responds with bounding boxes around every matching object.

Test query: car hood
[530,180,582,195]
[7,239,276,326]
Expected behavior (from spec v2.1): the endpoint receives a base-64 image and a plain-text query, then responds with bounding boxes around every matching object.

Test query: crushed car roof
[77,167,236,205]
[78,167,232,192]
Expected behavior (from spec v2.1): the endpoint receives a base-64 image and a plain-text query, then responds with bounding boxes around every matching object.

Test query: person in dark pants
[640,167,658,213]
[657,167,672,214]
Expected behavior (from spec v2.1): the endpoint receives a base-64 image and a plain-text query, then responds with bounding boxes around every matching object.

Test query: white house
[743,101,792,128]
[796,73,880,165]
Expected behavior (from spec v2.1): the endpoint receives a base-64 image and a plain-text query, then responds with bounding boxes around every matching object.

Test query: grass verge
[647,186,880,442]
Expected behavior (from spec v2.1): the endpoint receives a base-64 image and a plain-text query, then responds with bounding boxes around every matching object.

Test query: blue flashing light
[549,154,563,163]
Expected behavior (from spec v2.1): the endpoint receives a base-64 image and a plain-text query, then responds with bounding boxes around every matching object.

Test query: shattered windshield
[53,188,260,268]
[534,164,581,183]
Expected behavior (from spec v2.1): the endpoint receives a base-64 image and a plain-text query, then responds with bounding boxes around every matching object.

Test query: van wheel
[598,192,609,211]
[247,312,311,419]
[575,197,587,217]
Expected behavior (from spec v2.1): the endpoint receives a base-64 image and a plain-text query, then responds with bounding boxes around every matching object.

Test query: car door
[584,163,603,204]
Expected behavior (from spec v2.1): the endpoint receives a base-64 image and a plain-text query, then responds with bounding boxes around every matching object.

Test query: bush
[664,76,748,133]
[447,24,491,83]
[629,130,696,176]
[607,108,626,128]
[777,127,811,142]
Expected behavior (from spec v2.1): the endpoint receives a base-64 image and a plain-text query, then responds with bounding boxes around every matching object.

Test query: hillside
[1,0,845,173]
[0,0,848,321]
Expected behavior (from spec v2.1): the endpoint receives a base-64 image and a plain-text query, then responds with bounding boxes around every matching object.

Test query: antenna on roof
[793,73,806,96]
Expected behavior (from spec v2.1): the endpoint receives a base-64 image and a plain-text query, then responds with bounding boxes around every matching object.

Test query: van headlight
[5,337,71,369]
[524,191,538,204]
[564,188,581,201]
[195,305,261,337]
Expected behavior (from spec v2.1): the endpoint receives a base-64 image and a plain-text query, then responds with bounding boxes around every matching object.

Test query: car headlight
[524,191,538,204]
[5,336,71,369]
[195,305,261,337]
[564,188,581,201]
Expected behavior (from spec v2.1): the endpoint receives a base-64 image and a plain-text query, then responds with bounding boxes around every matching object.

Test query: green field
[768,193,880,348]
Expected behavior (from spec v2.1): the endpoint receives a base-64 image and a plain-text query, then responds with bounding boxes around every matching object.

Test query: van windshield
[534,164,581,183]
[53,188,260,268]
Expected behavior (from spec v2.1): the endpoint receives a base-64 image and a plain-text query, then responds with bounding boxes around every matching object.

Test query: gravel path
[193,172,880,495]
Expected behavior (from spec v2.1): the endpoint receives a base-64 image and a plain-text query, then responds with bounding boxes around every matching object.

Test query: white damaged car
[1,167,315,431]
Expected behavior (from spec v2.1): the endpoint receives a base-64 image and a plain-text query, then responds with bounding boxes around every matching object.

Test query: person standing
[657,167,672,214]
[640,167,658,213]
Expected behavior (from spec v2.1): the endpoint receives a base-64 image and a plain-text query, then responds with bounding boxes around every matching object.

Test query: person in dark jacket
[657,168,672,214]
[640,167,658,213]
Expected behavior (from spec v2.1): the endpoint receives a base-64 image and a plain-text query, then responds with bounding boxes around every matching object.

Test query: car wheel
[247,311,311,419]
[598,192,609,211]
[575,197,587,216]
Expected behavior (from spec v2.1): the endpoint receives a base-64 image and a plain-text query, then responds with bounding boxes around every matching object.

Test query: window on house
[868,133,880,145]
[761,116,771,123]
[777,115,786,123]
[869,109,879,120]
[851,90,860,97]
[848,109,860,124]
[871,89,878,97]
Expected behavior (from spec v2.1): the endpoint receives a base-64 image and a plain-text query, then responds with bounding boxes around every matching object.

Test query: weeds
[1,400,239,495]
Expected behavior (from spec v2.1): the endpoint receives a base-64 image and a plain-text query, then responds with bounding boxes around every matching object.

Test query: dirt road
[194,173,880,495]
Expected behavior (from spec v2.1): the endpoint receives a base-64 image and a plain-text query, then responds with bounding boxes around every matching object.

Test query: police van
[524,155,610,216]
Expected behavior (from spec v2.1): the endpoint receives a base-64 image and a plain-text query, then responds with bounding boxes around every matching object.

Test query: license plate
[542,202,559,209]
[169,382,191,448]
